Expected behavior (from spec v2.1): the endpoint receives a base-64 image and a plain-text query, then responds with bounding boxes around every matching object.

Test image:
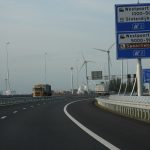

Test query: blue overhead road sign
[115,3,150,59]
[143,69,150,83]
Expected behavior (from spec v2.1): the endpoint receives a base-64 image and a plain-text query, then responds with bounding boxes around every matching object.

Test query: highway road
[0,96,150,150]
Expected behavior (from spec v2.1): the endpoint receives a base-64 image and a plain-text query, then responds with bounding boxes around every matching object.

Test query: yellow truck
[32,84,52,97]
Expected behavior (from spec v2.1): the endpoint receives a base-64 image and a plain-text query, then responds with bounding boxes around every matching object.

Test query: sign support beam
[137,58,143,96]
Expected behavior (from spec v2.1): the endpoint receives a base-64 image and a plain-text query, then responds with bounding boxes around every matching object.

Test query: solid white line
[64,100,120,150]
[1,116,7,119]
[13,110,18,114]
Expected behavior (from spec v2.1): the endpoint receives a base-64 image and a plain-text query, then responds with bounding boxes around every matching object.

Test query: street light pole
[70,67,74,94]
[5,78,8,91]
[5,42,11,91]
[85,61,89,93]
[44,52,47,84]
[76,62,79,90]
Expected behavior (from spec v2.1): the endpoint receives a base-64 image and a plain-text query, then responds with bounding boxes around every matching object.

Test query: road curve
[67,99,150,150]
[0,97,107,150]
[0,96,150,150]
[64,100,120,150]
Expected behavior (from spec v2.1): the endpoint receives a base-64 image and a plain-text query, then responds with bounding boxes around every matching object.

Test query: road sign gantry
[115,3,150,59]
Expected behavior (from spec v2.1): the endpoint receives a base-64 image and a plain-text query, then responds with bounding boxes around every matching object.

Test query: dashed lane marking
[64,100,120,150]
[13,111,18,114]
[1,116,7,119]
[23,107,26,110]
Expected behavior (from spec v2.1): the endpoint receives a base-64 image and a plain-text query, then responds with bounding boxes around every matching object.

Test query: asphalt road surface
[0,96,150,150]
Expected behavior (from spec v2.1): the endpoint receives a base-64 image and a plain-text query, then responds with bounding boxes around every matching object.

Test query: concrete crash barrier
[96,96,150,123]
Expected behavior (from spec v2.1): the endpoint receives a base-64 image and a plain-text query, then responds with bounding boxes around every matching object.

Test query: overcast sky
[1,0,150,94]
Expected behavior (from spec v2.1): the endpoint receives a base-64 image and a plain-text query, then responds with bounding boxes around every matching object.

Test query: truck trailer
[95,82,109,96]
[32,84,52,97]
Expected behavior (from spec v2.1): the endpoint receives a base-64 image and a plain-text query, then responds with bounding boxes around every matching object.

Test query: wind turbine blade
[93,48,107,53]
[79,62,85,72]
[107,43,115,51]
[81,52,86,61]
[87,60,96,63]
[82,55,85,61]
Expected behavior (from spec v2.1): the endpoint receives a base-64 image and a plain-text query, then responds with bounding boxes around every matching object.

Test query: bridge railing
[109,95,150,104]
[96,95,150,123]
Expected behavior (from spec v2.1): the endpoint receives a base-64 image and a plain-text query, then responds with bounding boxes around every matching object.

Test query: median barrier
[0,95,89,106]
[96,95,150,123]
[0,96,53,106]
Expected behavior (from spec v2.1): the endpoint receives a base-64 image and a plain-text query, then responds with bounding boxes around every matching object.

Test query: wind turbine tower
[80,55,94,93]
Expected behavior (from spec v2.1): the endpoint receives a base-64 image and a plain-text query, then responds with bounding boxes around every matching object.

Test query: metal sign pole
[124,60,128,95]
[149,83,150,95]
[108,51,110,93]
[137,58,143,96]
[118,59,123,95]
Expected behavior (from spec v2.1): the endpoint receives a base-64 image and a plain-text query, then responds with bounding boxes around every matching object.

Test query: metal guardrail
[109,95,150,104]
[96,95,150,123]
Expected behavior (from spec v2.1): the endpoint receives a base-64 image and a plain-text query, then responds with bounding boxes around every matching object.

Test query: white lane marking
[23,107,26,110]
[64,100,120,150]
[30,105,34,108]
[13,110,18,114]
[1,116,7,119]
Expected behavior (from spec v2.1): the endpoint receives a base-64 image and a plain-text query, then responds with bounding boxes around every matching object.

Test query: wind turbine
[94,43,115,91]
[80,55,95,93]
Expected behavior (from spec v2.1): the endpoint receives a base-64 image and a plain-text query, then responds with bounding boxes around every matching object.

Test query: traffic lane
[0,98,108,150]
[67,99,150,150]
[0,101,49,118]
[0,96,79,119]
